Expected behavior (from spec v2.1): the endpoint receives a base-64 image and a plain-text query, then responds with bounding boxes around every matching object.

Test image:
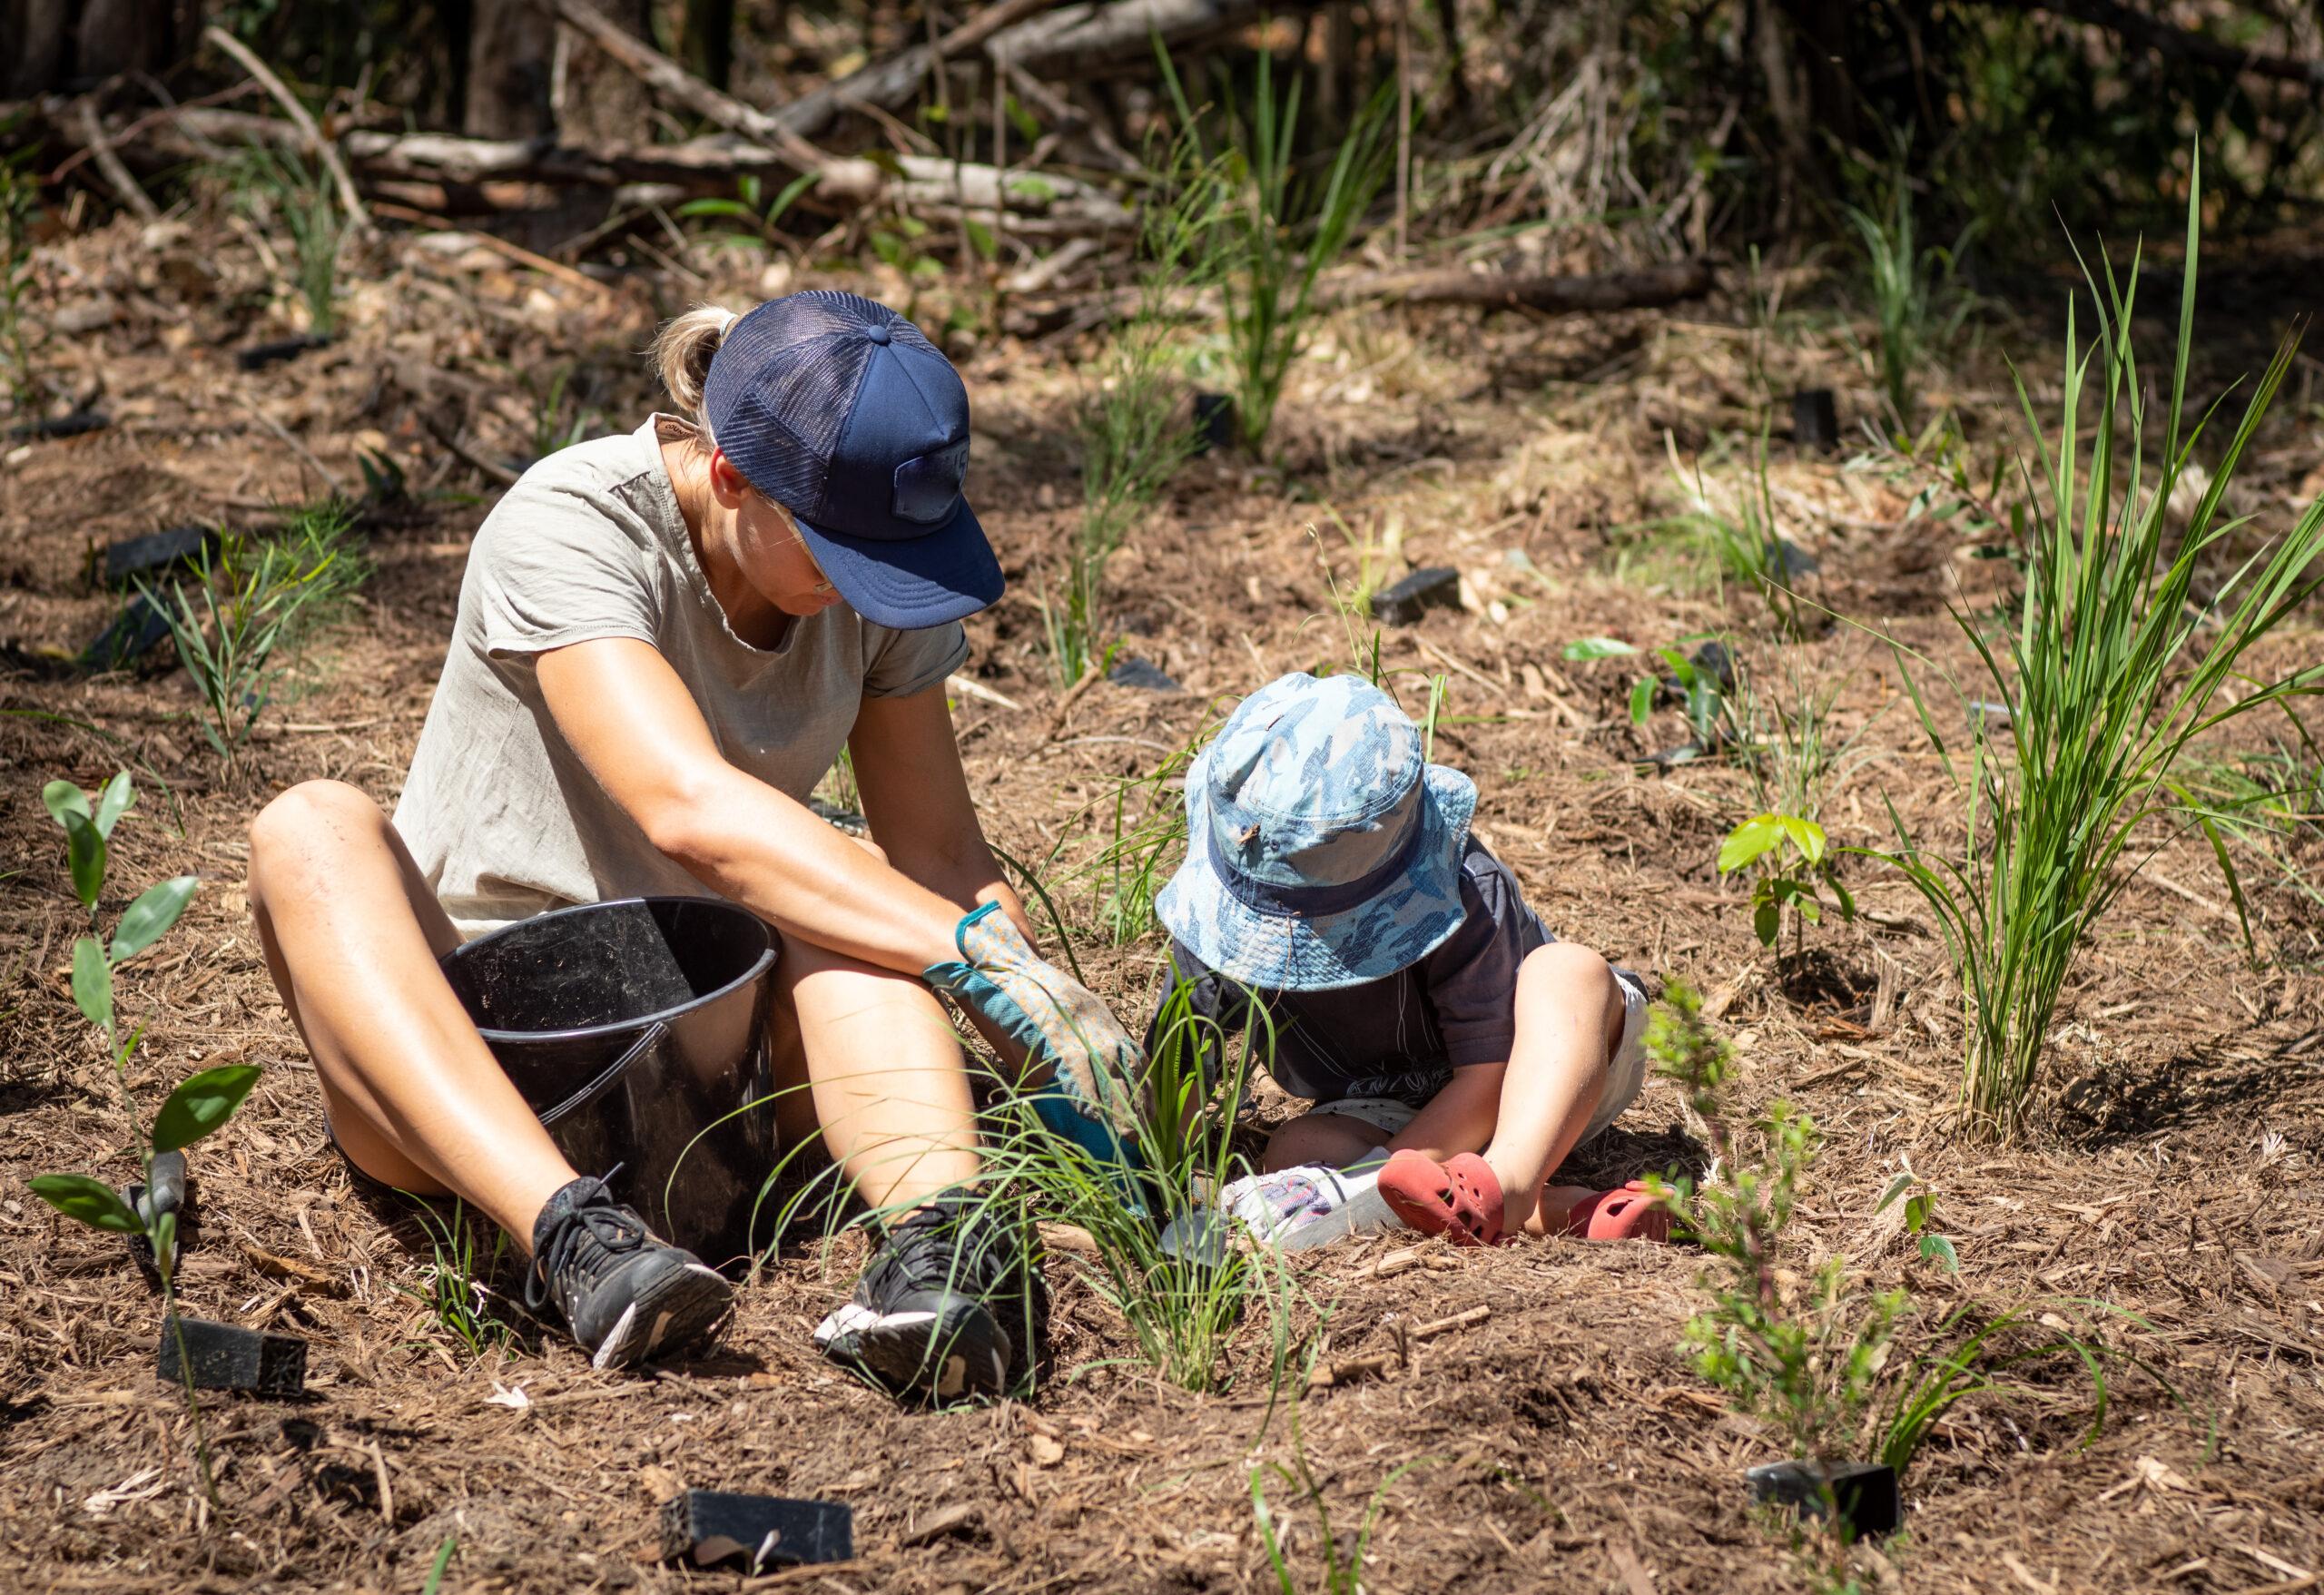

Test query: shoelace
[525,1192,648,1312]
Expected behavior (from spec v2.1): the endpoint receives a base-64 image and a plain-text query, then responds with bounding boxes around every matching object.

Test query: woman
[248,290,1143,1402]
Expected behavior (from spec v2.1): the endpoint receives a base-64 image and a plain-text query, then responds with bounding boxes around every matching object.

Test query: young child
[1151,672,1667,1250]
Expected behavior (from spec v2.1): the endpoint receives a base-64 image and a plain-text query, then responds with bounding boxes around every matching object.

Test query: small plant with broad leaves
[1562,635,1738,762]
[28,772,260,1501]
[1870,1159,1958,1274]
[1718,812,1856,952]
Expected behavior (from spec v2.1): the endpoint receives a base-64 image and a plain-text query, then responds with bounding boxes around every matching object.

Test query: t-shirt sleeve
[1426,856,1550,1068]
[862,619,969,699]
[470,481,660,657]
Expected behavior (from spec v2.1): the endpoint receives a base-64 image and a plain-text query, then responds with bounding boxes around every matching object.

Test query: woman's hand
[924,902,1149,1158]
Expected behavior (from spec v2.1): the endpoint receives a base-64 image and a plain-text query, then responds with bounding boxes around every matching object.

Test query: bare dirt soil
[4,216,2322,1595]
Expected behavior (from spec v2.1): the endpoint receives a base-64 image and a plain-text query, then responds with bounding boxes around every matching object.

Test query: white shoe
[1215,1153,1404,1252]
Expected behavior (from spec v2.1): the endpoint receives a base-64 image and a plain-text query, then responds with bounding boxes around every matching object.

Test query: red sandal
[1376,1150,1507,1246]
[1556,1179,1672,1243]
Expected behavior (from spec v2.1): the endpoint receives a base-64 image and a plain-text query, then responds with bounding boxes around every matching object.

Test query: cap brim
[794,495,1003,629]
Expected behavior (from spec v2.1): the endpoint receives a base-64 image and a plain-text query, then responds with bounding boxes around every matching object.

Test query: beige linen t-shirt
[393,415,968,931]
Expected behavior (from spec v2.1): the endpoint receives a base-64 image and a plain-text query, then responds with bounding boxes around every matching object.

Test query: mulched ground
[3,211,2321,1595]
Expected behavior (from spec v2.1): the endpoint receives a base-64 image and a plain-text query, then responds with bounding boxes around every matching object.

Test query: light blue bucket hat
[1156,673,1478,991]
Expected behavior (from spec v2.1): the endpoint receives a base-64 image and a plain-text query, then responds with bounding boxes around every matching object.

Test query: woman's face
[711,449,842,617]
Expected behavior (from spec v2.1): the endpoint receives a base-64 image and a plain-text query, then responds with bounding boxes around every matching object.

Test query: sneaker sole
[591,1262,734,1371]
[812,1299,1009,1402]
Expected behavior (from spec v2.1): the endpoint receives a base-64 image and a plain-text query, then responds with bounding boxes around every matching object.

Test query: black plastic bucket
[438,897,779,1265]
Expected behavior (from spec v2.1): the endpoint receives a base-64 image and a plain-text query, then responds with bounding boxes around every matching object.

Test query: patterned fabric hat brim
[1157,761,1479,992]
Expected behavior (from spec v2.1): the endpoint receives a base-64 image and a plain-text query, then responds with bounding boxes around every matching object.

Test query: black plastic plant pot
[1745,1459,1901,1538]
[438,897,778,1266]
[1791,388,1840,451]
[1190,391,1236,455]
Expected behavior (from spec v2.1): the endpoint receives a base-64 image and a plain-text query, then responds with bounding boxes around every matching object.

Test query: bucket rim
[445,894,777,1047]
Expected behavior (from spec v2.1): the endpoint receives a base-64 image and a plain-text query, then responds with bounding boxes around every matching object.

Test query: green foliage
[30,772,241,1499]
[675,169,822,255]
[397,1198,517,1361]
[140,498,369,783]
[1870,1162,1957,1275]
[1566,636,1738,758]
[228,144,347,337]
[1251,1400,1422,1595]
[1044,123,1221,688]
[1161,47,1396,453]
[1719,812,1855,950]
[1647,980,1903,1465]
[1637,431,1812,633]
[521,362,605,461]
[1876,160,2324,1136]
[1844,168,1976,436]
[979,975,1290,1395]
[0,122,40,415]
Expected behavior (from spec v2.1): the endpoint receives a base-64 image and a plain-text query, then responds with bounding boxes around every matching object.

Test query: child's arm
[1384,1062,1505,1161]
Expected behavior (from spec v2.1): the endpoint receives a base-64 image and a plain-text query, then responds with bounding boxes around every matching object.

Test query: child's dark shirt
[1149,837,1549,1104]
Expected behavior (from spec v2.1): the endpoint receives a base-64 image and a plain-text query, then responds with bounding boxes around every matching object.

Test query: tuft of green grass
[1874,153,2324,1136]
[1161,46,1396,454]
[398,1198,517,1360]
[227,144,347,338]
[1844,152,1976,436]
[0,119,41,416]
[1252,1397,1423,1595]
[1044,124,1220,689]
[140,498,369,784]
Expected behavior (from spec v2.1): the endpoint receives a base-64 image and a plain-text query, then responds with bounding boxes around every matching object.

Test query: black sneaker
[812,1192,1043,1403]
[527,1176,734,1370]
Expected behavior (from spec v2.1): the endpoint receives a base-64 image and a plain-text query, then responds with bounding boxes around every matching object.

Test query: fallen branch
[775,0,1065,143]
[985,0,1324,81]
[1323,259,1715,313]
[74,102,159,222]
[1308,1304,1492,1388]
[200,26,372,235]
[1005,261,1713,336]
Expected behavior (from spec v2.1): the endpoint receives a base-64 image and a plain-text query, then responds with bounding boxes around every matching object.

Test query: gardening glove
[924,901,1150,1172]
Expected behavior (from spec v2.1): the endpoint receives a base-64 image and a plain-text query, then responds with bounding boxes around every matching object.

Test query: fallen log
[985,0,1324,82]
[1322,259,1715,313]
[773,0,1066,143]
[1003,260,1715,336]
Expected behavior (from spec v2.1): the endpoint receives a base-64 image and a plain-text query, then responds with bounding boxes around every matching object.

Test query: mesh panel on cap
[705,290,895,516]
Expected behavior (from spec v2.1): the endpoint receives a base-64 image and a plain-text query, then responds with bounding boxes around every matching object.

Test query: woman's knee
[249,779,386,886]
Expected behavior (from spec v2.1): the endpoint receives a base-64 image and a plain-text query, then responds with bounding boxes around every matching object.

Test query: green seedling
[228,143,346,338]
[1719,812,1855,952]
[141,498,368,784]
[29,772,258,1503]
[675,170,822,255]
[1870,1160,1957,1274]
[1252,1396,1423,1595]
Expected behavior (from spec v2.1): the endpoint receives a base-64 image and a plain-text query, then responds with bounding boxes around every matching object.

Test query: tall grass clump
[1162,48,1396,454]
[230,145,346,337]
[1042,128,1222,687]
[1845,158,1975,436]
[980,977,1293,1395]
[0,123,41,415]
[1880,157,2324,1137]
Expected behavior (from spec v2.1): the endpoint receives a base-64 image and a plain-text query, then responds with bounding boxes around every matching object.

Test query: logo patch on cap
[892,437,969,526]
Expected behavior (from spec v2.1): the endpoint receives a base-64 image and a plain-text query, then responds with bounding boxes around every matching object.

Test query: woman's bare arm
[535,636,962,971]
[848,682,1034,942]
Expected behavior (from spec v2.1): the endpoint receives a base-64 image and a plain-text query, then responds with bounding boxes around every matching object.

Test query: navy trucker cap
[702,290,1002,629]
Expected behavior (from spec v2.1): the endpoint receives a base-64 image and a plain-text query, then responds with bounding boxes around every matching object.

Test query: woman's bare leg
[248,780,579,1246]
[1477,941,1627,1236]
[763,838,983,1213]
[767,940,983,1214]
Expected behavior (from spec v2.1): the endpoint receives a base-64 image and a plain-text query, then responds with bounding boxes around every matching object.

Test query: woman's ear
[706,447,750,503]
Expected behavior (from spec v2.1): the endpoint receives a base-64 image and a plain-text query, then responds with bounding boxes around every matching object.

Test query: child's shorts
[1309,968,1650,1144]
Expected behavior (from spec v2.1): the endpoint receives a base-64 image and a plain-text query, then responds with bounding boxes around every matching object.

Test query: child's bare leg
[1476,942,1626,1236]
[1261,1113,1389,1173]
